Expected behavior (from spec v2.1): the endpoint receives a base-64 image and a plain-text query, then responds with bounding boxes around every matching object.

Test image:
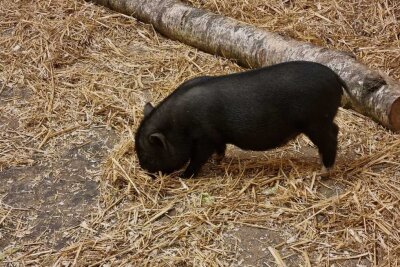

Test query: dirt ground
[1,0,399,266]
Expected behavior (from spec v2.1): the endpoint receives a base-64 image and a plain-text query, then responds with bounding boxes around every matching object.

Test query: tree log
[88,0,400,132]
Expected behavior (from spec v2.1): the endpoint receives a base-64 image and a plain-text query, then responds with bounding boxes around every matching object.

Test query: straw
[0,0,399,265]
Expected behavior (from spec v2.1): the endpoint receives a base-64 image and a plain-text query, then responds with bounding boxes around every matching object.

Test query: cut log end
[389,97,400,132]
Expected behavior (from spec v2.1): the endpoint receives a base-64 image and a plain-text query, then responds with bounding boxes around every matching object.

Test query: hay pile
[0,0,399,265]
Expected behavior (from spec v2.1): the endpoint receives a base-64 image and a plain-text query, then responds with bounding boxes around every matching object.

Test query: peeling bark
[88,0,400,131]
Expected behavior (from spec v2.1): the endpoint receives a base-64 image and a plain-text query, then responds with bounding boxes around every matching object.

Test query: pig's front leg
[215,144,226,162]
[182,140,215,178]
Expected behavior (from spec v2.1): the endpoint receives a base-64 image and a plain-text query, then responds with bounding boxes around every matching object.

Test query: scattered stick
[268,247,287,267]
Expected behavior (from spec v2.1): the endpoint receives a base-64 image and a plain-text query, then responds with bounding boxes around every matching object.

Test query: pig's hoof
[214,154,225,164]
[320,166,333,179]
[181,171,195,179]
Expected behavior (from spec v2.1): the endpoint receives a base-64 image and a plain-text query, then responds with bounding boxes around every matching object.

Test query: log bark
[88,0,400,132]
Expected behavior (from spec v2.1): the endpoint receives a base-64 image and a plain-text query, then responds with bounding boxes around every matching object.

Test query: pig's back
[183,61,343,150]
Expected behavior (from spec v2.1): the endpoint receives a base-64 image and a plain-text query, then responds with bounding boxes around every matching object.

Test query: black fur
[135,61,347,178]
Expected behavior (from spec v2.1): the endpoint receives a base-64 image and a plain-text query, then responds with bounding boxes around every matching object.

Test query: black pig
[135,61,349,178]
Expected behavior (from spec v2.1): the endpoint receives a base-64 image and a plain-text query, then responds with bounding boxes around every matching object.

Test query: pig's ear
[144,102,154,117]
[149,133,167,150]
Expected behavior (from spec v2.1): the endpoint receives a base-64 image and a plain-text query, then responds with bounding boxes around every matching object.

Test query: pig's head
[135,103,191,175]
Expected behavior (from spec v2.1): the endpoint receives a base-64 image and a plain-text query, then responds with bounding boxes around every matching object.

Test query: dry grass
[187,0,400,78]
[0,0,399,266]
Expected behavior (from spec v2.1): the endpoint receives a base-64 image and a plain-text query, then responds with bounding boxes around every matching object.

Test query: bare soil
[0,85,119,254]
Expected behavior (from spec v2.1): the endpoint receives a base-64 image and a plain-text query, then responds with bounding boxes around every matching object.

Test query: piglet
[135,61,349,178]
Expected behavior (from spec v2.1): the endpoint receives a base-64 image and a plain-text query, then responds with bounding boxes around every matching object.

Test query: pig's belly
[228,131,300,151]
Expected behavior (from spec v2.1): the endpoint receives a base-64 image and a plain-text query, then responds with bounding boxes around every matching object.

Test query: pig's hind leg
[303,121,339,174]
[182,139,217,178]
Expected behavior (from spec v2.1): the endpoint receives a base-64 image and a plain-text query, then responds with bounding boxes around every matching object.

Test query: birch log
[88,0,400,132]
